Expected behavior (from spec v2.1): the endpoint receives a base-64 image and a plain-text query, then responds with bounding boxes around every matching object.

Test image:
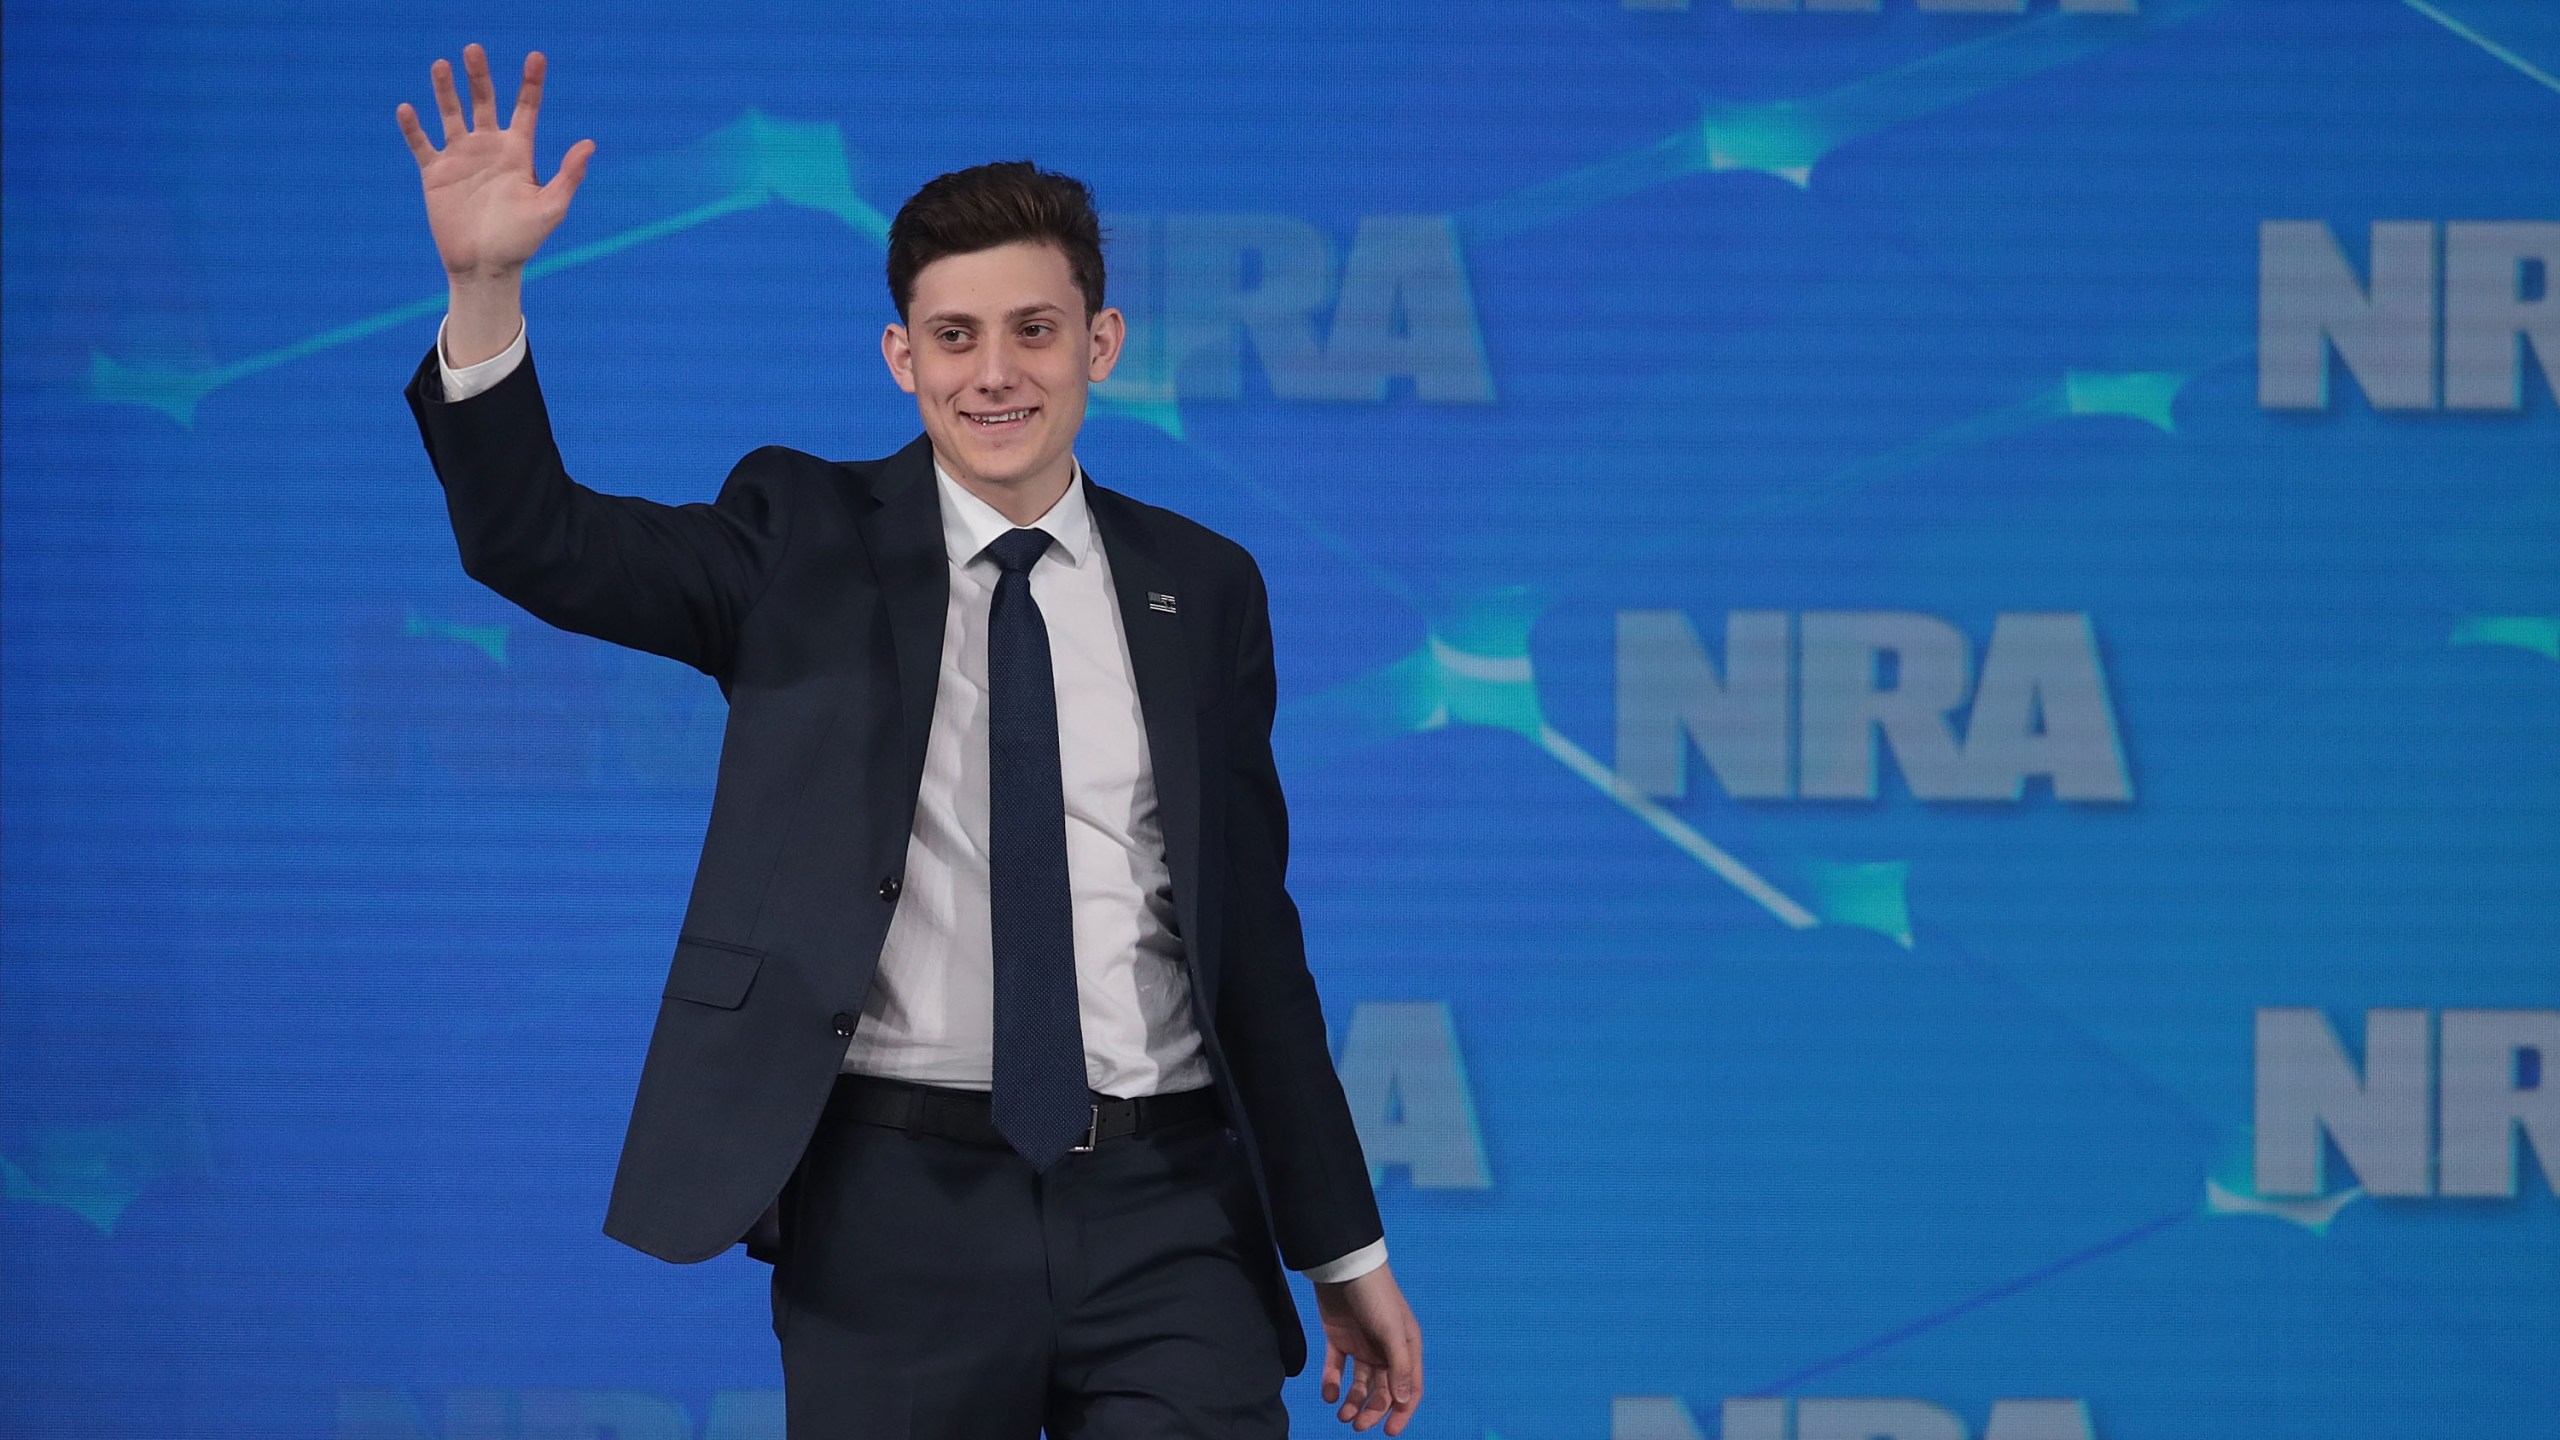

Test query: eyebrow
[919,302,1068,329]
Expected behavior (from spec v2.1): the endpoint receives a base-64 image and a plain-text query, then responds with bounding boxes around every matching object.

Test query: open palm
[396,45,592,280]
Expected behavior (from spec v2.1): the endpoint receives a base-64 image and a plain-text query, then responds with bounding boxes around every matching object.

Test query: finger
[1341,1360,1380,1426]
[1334,1355,1366,1421]
[1319,1341,1344,1405]
[1355,1361,1395,1431]
[541,138,595,213]
[430,58,466,145]
[509,50,545,140]
[1392,1316,1424,1410]
[1358,1326,1411,1432]
[464,43,499,134]
[395,103,436,166]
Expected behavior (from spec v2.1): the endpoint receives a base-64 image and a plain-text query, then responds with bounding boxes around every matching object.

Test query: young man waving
[397,43,1422,1439]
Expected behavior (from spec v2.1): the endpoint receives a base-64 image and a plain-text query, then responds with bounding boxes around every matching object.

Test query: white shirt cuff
[1299,1238,1388,1285]
[436,315,528,401]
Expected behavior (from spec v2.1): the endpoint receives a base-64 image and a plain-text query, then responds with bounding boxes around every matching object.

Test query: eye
[937,328,969,345]
[1022,323,1054,339]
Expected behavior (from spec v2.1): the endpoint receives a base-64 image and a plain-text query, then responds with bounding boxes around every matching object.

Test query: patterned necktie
[982,527,1090,1169]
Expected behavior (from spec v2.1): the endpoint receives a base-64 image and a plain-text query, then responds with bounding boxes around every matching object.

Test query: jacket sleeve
[1213,553,1387,1271]
[403,341,795,679]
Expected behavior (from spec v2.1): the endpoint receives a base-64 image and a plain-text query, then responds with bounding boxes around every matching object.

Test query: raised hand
[397,45,593,281]
[397,45,593,369]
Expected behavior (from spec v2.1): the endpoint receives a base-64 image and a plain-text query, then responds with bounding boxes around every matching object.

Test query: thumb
[544,138,596,207]
[1383,1324,1418,1401]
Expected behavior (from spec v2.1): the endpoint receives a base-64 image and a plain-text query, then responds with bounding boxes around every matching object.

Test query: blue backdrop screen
[4,2,2555,1437]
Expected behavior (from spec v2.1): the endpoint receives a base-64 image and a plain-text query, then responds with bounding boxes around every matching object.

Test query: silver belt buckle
[1070,1103,1101,1154]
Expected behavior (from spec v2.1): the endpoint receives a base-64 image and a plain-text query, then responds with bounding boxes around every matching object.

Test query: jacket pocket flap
[663,938,764,1009]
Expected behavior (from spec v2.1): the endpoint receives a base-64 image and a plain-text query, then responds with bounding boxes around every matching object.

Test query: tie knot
[985,528,1054,576]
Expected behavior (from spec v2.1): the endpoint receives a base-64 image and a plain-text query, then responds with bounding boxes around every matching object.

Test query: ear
[1085,306,1127,386]
[881,322,918,394]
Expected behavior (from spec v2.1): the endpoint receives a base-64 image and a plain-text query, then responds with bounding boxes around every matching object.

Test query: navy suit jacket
[404,344,1381,1372]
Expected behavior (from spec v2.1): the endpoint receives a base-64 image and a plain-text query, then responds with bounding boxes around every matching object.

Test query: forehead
[909,240,1081,321]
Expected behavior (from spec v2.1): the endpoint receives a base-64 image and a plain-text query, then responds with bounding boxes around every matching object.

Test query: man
[394,43,1422,1440]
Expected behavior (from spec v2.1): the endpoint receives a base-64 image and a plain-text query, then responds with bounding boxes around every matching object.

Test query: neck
[941,451,1076,527]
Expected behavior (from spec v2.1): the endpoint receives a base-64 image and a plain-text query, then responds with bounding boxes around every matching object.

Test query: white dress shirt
[848,461,1212,1098]
[438,320,1386,1282]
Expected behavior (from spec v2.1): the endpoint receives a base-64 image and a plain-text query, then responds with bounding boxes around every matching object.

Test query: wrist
[446,272,526,312]
[446,259,526,286]
[442,274,526,370]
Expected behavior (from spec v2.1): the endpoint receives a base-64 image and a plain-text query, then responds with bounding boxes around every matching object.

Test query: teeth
[970,409,1032,424]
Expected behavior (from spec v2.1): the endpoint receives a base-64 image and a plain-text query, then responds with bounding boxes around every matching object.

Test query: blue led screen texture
[3,2,2555,1438]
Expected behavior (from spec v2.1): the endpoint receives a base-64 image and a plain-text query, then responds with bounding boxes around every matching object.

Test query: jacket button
[831,1013,858,1038]
[877,874,902,902]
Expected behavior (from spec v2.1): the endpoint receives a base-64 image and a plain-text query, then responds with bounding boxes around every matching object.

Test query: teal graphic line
[1542,722,1822,928]
[2402,0,2560,96]
[404,605,511,666]
[0,1095,213,1235]
[1183,441,1427,612]
[1276,585,1820,929]
[1463,0,2222,236]
[1747,1207,2190,1395]
[1739,922,2543,1403]
[2450,614,2560,660]
[88,110,887,426]
[1619,921,2283,1400]
[2204,1176,2364,1233]
[1801,860,1912,947]
[1727,347,2246,523]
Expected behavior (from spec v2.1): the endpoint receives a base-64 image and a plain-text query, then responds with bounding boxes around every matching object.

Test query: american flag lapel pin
[1147,591,1178,615]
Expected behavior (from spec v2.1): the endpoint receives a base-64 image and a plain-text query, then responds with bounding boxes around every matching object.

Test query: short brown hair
[886,161,1107,322]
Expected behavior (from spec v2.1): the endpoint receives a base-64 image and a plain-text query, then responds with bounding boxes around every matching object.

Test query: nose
[973,334,1017,394]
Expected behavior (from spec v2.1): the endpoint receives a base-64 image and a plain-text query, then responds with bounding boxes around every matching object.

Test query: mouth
[961,406,1037,433]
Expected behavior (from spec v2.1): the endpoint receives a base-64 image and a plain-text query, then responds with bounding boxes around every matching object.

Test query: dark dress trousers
[402,343,1383,1377]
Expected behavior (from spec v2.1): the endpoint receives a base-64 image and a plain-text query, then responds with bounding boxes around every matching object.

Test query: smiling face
[881,240,1126,524]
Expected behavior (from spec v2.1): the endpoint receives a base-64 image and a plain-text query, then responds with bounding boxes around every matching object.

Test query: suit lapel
[853,437,949,809]
[1087,483,1205,969]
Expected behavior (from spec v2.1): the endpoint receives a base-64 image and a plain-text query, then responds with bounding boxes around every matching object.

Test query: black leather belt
[832,1073,1222,1153]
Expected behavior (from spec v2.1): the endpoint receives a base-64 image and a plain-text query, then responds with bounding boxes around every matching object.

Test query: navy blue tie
[982,527,1090,1170]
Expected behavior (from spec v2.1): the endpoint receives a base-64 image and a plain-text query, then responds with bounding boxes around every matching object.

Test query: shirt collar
[931,459,1094,570]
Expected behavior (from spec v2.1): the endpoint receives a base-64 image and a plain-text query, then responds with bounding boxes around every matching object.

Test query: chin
[945,433,1046,481]
[955,443,1033,484]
